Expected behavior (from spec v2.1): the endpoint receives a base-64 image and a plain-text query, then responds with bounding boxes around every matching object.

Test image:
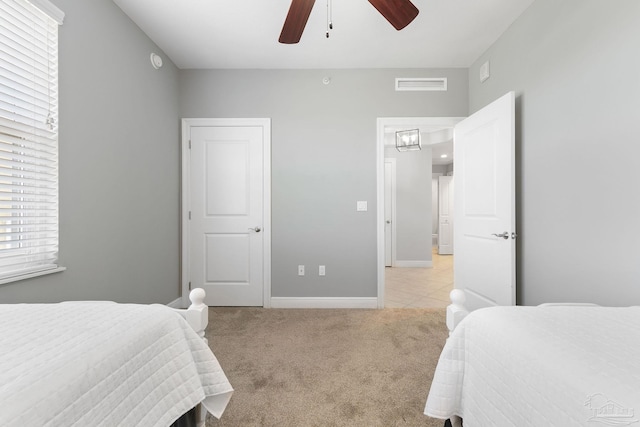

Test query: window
[0,0,64,283]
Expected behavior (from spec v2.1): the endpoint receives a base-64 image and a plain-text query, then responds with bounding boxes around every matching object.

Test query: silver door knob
[492,232,509,240]
[249,227,261,233]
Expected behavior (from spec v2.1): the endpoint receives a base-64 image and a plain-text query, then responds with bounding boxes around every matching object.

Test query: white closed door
[438,175,454,255]
[187,121,269,306]
[454,92,516,311]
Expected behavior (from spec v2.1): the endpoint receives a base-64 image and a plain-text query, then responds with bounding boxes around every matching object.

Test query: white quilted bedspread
[0,302,233,427]
[425,306,640,426]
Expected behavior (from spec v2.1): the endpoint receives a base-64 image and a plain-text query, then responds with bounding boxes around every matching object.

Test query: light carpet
[206,307,448,427]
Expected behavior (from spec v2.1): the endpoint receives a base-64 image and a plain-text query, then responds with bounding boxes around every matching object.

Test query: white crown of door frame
[376,117,464,308]
[181,118,272,308]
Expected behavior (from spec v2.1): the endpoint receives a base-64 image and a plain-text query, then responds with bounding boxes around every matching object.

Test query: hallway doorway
[384,247,453,308]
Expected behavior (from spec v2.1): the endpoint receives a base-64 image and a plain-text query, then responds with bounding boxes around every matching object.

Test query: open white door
[454,92,516,311]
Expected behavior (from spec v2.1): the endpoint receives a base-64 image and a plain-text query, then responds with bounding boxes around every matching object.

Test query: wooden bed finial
[450,289,466,306]
[171,288,209,343]
[189,288,206,309]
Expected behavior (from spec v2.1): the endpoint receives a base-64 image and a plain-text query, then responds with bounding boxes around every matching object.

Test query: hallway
[384,249,453,308]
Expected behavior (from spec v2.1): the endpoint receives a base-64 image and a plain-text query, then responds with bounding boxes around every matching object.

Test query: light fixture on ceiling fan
[279,0,419,44]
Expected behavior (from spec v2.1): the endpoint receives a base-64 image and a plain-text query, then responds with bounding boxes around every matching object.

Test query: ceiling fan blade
[367,0,419,30]
[279,0,316,44]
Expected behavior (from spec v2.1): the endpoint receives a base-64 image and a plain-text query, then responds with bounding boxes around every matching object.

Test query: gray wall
[432,165,448,175]
[180,69,468,298]
[385,146,433,263]
[469,0,640,305]
[0,0,181,304]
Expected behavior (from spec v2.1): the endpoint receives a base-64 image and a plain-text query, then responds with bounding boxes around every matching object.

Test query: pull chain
[326,0,333,38]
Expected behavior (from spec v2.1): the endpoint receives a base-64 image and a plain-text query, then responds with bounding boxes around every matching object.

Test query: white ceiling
[112,0,535,70]
[112,0,534,165]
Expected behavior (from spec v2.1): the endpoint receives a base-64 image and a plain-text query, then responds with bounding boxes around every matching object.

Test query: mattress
[425,306,640,426]
[0,302,233,427]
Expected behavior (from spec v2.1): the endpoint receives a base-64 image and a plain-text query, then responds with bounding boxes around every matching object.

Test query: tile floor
[384,248,453,308]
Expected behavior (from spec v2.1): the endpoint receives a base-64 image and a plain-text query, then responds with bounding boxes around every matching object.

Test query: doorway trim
[384,157,397,267]
[376,117,464,308]
[181,118,272,308]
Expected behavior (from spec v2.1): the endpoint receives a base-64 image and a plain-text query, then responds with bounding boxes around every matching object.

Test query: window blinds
[0,0,64,281]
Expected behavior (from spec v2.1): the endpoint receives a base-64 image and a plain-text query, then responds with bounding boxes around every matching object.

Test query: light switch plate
[480,60,490,83]
[356,201,368,212]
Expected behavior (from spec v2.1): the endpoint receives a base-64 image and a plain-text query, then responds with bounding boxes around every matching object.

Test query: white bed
[0,289,233,427]
[425,291,640,426]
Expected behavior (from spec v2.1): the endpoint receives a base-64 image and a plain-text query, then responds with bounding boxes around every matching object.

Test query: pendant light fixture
[395,129,421,151]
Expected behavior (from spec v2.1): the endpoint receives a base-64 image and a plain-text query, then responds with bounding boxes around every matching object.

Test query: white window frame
[0,0,65,284]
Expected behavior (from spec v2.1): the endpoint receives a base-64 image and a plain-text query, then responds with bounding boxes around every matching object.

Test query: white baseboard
[166,297,183,309]
[394,260,433,268]
[270,297,378,309]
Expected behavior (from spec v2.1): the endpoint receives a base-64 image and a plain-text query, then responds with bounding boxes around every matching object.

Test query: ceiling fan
[279,0,419,44]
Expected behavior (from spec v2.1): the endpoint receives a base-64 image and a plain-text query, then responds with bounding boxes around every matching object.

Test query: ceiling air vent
[395,77,447,91]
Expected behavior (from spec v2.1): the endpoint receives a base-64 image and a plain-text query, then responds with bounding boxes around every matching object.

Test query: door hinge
[189,211,191,220]
[188,281,192,290]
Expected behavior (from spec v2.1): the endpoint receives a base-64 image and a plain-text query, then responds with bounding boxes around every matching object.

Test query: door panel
[205,142,249,215]
[454,92,516,311]
[205,234,250,282]
[190,125,264,306]
[463,124,498,216]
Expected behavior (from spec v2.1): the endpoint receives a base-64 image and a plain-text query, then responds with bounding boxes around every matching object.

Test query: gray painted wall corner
[468,0,640,306]
[0,0,182,304]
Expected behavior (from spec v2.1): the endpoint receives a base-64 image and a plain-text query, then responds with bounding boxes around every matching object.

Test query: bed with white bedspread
[0,289,233,427]
[425,303,640,426]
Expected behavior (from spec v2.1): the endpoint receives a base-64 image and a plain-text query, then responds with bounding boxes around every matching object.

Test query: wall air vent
[395,77,447,91]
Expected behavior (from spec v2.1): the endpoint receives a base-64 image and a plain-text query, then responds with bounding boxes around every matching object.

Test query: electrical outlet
[319,265,326,276]
[298,265,305,276]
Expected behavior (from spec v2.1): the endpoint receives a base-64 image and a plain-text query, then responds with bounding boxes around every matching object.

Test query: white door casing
[453,92,516,311]
[181,118,271,308]
[376,117,464,308]
[438,175,454,255]
[432,174,440,247]
[384,158,396,267]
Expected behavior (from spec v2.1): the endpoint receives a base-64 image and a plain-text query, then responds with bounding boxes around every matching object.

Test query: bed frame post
[182,288,209,344]
[189,288,209,427]
[450,415,463,427]
[444,290,466,427]
[446,289,469,336]
[172,288,210,427]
